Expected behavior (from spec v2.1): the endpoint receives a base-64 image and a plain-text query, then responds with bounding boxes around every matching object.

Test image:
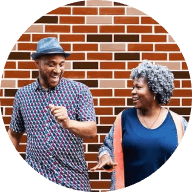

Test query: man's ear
[35,59,40,68]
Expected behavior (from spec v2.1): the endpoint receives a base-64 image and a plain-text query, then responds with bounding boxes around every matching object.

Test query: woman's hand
[90,154,118,172]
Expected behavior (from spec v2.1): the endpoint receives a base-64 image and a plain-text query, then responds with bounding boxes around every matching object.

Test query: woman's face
[131,77,155,109]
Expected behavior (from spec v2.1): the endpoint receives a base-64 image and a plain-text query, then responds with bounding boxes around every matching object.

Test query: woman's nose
[132,88,136,95]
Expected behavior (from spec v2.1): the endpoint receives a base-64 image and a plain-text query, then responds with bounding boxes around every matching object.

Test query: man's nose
[53,66,61,73]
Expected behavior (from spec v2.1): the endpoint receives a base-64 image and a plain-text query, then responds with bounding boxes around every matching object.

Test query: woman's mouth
[132,97,139,103]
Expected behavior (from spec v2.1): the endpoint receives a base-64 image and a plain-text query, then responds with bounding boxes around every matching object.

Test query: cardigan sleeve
[181,116,188,132]
[98,124,115,160]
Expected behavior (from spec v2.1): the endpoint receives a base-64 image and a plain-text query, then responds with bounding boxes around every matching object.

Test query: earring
[154,95,156,100]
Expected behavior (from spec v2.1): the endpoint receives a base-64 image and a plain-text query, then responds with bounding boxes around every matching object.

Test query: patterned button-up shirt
[10,77,96,191]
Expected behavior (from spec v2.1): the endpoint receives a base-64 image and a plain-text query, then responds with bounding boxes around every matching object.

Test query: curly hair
[130,60,174,105]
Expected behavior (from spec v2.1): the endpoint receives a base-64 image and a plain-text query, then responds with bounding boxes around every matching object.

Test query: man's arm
[8,129,24,149]
[49,105,97,138]
[66,120,97,138]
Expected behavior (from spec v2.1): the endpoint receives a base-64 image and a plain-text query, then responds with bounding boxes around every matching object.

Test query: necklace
[141,107,162,129]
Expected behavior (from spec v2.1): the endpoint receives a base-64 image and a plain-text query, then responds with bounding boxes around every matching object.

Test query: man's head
[36,54,65,89]
[31,37,71,89]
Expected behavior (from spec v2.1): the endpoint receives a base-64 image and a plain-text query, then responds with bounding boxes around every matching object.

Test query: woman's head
[131,60,174,105]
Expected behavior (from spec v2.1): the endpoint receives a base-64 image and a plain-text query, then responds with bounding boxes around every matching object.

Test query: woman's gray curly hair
[130,60,174,105]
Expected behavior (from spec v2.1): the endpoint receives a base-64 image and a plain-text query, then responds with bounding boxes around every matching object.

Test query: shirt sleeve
[9,89,25,133]
[77,85,96,122]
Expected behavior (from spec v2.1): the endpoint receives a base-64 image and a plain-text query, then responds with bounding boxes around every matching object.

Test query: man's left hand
[49,104,70,128]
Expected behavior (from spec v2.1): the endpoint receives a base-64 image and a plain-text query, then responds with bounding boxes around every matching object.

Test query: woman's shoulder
[122,107,136,116]
[169,109,188,132]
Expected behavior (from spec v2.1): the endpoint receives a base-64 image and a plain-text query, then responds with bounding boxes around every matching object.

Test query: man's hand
[90,154,117,172]
[49,104,70,128]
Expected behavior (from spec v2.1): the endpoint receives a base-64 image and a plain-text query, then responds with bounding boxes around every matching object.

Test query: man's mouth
[50,76,60,83]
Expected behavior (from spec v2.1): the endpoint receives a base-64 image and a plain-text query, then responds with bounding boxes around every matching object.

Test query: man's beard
[39,70,61,88]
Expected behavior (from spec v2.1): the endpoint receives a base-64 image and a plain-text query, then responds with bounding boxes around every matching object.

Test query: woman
[91,60,188,190]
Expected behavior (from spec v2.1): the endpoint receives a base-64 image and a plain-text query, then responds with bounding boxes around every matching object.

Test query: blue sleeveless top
[122,108,178,187]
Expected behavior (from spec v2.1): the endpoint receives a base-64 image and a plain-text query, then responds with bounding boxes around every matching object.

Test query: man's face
[36,54,65,89]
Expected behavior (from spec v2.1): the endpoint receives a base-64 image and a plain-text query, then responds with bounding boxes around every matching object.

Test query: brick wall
[0,0,192,191]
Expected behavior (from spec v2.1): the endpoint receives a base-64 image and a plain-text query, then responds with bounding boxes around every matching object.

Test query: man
[8,37,97,191]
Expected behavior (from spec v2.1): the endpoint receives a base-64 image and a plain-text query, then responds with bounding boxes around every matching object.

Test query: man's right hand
[90,154,118,172]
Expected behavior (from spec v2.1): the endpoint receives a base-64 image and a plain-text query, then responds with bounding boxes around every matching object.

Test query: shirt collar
[33,77,64,92]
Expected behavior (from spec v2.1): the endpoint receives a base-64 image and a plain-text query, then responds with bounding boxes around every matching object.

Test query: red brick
[90,181,110,189]
[66,53,85,60]
[3,116,11,124]
[155,44,180,51]
[127,80,134,87]
[173,89,192,97]
[95,107,113,115]
[128,44,153,51]
[141,17,158,24]
[100,26,125,33]
[4,71,30,78]
[182,62,188,70]
[0,98,14,106]
[127,26,152,33]
[83,136,98,143]
[47,7,71,15]
[5,107,13,115]
[18,43,37,51]
[100,135,106,143]
[87,71,112,78]
[100,117,116,124]
[114,17,139,24]
[18,34,30,41]
[155,26,168,33]
[45,25,70,33]
[0,89,3,96]
[167,99,180,106]
[60,16,85,24]
[85,153,98,161]
[114,71,131,78]
[72,26,97,33]
[169,53,185,61]
[100,98,125,106]
[127,62,140,69]
[18,62,37,69]
[32,34,58,41]
[115,89,132,96]
[100,8,125,15]
[90,89,112,97]
[142,53,167,60]
[73,44,98,51]
[182,80,192,88]
[174,80,180,88]
[93,98,98,106]
[60,44,71,51]
[87,53,112,60]
[60,34,85,42]
[17,144,26,153]
[142,35,166,42]
[20,135,27,143]
[87,162,97,169]
[18,80,36,87]
[63,71,85,79]
[4,62,16,69]
[182,99,192,106]
[73,8,98,15]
